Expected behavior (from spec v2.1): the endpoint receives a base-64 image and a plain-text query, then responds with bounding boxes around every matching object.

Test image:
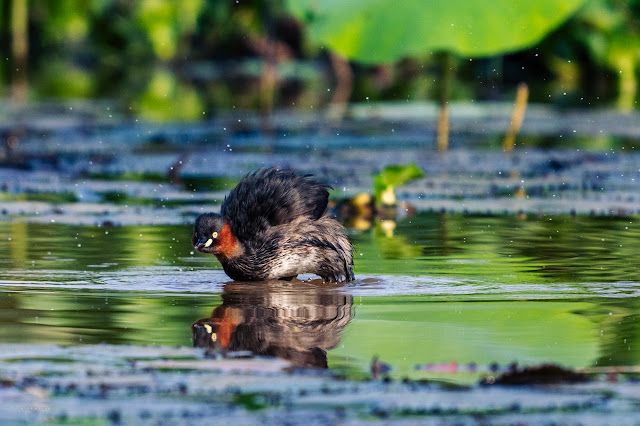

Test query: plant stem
[326,52,353,124]
[503,83,529,152]
[437,52,453,152]
[11,0,28,101]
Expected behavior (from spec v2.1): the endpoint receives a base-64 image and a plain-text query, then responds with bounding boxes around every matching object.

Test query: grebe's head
[192,213,224,254]
[191,318,228,351]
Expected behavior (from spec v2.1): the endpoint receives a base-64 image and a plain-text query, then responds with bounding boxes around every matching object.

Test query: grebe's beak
[191,321,224,350]
[195,237,211,250]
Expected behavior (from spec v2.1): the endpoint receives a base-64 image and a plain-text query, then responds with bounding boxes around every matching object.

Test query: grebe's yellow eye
[211,333,217,342]
[212,231,218,238]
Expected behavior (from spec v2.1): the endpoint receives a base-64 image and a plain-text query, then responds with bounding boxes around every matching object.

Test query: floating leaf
[373,163,424,202]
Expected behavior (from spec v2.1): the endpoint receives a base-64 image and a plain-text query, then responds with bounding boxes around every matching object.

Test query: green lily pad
[287,0,586,63]
[373,163,424,202]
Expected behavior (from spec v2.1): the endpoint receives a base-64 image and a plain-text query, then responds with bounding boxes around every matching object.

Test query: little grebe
[192,168,354,282]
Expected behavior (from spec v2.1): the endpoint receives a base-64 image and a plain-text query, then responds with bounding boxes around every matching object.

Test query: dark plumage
[191,281,353,368]
[192,168,354,282]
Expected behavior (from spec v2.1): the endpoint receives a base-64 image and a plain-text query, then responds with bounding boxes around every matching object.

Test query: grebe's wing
[222,168,330,240]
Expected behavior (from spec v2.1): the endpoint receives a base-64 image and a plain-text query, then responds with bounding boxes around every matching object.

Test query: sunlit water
[0,213,638,383]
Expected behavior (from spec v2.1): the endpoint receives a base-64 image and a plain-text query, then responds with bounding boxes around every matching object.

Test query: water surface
[1,213,638,383]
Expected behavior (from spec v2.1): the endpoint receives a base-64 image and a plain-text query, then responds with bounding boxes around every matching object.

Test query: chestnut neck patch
[214,222,242,259]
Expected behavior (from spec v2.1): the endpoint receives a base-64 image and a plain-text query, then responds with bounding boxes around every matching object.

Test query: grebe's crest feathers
[221,168,331,242]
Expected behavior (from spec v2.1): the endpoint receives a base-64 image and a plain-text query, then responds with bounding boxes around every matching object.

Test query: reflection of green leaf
[330,300,599,383]
[373,164,424,201]
[372,222,422,259]
[0,290,221,346]
[287,0,585,63]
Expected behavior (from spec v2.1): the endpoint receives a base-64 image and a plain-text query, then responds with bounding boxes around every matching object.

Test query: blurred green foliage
[0,0,639,115]
[542,0,640,110]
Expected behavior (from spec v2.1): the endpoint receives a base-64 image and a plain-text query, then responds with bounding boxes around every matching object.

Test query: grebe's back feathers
[221,168,330,242]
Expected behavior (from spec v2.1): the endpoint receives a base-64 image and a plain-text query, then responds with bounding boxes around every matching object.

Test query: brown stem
[436,105,449,152]
[326,52,353,123]
[259,40,277,134]
[503,83,529,152]
[437,52,453,152]
[168,152,190,184]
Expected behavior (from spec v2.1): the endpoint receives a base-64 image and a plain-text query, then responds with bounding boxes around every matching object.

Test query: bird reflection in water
[191,280,353,368]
